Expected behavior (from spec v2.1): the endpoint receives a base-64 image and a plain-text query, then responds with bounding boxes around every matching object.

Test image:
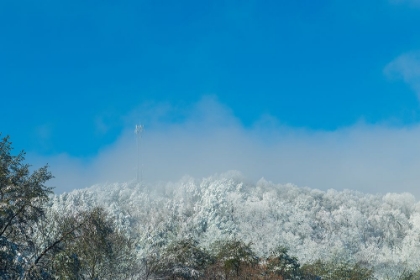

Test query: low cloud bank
[31,97,420,198]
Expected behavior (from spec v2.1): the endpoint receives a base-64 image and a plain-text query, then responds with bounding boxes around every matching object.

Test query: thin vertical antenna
[135,124,144,185]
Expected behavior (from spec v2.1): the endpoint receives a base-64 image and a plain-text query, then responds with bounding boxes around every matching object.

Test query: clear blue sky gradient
[2,0,420,157]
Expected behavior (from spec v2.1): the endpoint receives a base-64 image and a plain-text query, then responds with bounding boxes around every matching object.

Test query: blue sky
[2,0,420,195]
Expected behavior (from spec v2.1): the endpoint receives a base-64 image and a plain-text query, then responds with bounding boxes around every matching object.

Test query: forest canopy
[1,134,420,279]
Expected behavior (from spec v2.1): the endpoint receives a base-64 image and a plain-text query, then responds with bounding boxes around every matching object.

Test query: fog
[30,97,420,199]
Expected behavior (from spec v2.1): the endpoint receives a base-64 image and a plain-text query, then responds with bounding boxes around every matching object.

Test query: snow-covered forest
[48,172,420,279]
[3,132,420,280]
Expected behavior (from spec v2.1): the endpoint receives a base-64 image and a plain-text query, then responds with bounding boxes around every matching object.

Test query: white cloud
[30,97,420,199]
[385,51,420,98]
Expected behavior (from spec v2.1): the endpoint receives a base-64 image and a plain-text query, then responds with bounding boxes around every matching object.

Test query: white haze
[30,97,420,198]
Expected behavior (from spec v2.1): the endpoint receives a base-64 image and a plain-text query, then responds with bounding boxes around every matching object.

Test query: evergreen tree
[158,238,211,279]
[211,239,258,279]
[266,246,301,279]
[0,134,53,279]
[52,207,135,280]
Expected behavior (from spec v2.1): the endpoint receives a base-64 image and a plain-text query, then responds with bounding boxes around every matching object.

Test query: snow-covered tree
[211,238,258,278]
[0,134,53,279]
[157,238,211,279]
[51,207,136,280]
[45,171,420,279]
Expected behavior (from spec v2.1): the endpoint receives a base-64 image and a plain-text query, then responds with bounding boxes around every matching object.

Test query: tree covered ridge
[2,134,420,279]
[53,176,420,278]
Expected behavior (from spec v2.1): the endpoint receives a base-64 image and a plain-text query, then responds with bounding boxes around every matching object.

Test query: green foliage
[211,239,258,278]
[266,246,301,279]
[0,135,137,280]
[0,134,53,279]
[301,260,374,280]
[399,269,420,280]
[0,236,23,279]
[0,134,53,240]
[52,207,135,280]
[158,238,211,279]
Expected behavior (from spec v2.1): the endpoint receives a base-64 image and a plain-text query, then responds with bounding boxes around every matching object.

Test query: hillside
[47,171,420,279]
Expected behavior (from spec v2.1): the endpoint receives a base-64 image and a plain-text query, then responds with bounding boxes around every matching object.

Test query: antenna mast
[135,124,144,185]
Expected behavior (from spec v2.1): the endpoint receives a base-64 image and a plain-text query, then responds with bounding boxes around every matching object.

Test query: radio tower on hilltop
[135,124,144,185]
